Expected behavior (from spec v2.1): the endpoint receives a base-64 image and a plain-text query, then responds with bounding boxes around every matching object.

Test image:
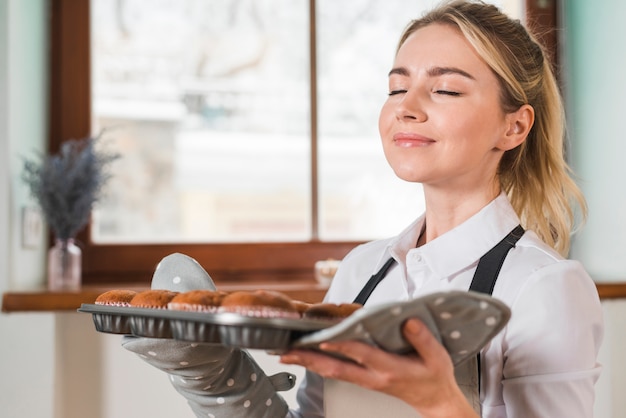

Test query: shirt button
[413,254,422,262]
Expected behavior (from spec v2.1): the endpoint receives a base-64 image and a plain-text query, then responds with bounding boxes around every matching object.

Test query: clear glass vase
[48,238,82,291]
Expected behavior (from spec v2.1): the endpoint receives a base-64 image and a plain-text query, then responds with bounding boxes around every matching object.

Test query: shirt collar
[388,193,521,278]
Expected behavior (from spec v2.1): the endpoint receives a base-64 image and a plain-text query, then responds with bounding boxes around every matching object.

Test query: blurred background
[2,0,625,416]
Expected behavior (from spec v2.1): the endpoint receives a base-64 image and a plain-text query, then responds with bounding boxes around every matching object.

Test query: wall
[566,0,626,283]
[2,0,48,290]
[0,1,55,417]
[0,0,9,288]
[563,1,626,416]
[1,0,625,417]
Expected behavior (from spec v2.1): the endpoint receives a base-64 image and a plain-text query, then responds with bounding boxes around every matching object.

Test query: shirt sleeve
[499,260,603,418]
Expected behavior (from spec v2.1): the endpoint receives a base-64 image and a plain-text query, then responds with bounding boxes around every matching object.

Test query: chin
[392,167,426,183]
[384,152,427,182]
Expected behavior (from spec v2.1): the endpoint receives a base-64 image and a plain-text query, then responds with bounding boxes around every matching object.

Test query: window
[49,0,551,284]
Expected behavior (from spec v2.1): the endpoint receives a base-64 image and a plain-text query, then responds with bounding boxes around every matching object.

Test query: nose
[394,91,427,122]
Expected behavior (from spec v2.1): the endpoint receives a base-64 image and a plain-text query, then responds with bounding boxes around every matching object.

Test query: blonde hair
[399,0,586,256]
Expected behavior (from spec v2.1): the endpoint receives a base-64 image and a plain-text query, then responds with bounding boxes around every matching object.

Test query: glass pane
[316,0,520,241]
[91,0,520,244]
[91,0,310,243]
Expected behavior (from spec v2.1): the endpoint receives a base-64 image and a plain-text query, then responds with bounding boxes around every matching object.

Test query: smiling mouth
[392,132,435,147]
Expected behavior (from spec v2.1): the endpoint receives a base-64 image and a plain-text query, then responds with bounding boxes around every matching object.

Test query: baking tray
[78,303,335,350]
[79,304,136,335]
[80,290,510,363]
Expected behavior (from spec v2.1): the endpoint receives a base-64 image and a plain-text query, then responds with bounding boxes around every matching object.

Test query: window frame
[49,0,557,285]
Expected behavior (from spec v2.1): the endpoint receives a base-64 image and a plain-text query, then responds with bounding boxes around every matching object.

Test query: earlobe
[499,104,534,151]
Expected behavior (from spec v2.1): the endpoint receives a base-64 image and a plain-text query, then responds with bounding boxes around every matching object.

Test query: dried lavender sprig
[22,134,120,240]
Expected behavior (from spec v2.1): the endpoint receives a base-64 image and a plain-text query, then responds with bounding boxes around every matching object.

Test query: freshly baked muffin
[95,289,138,307]
[91,289,138,334]
[302,302,363,320]
[219,290,300,319]
[129,289,178,309]
[168,289,227,313]
[291,299,313,317]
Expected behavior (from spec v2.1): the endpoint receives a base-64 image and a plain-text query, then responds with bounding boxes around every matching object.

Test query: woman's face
[379,23,512,194]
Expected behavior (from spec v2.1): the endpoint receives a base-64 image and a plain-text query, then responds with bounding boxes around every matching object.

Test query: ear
[497,104,534,151]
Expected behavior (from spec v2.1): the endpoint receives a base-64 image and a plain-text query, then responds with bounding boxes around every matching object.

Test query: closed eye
[388,89,407,96]
[435,90,460,96]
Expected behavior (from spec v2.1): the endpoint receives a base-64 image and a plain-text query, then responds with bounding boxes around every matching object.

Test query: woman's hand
[280,318,478,418]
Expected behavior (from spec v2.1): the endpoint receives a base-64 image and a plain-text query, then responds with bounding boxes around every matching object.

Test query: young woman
[279,2,604,417]
[123,1,603,417]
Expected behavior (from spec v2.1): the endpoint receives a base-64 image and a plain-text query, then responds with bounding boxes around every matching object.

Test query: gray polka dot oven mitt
[122,253,293,418]
[294,290,511,366]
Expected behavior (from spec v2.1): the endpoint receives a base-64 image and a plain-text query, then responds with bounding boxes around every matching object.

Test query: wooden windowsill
[2,282,626,313]
[1,281,329,313]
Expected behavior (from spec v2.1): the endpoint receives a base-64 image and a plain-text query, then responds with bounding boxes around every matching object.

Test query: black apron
[328,225,525,416]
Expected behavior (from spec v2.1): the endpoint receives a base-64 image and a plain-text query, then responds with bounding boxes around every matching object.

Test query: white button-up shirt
[290,194,603,418]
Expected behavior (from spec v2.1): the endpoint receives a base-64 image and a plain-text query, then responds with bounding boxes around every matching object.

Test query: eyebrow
[388,66,475,80]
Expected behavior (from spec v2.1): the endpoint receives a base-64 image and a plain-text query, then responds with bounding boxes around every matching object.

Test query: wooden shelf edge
[2,282,625,313]
[1,281,329,313]
[595,282,626,300]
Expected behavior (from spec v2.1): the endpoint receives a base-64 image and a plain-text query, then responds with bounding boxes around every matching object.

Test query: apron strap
[353,224,524,305]
[353,257,397,304]
[468,224,524,411]
[469,224,525,294]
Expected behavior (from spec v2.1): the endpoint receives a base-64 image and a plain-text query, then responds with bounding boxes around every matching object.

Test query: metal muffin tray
[78,304,336,350]
[80,290,510,364]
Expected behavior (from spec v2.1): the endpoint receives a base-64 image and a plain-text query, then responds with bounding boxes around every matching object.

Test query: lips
[392,132,435,147]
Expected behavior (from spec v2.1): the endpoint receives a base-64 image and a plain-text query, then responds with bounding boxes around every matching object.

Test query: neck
[419,186,501,245]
